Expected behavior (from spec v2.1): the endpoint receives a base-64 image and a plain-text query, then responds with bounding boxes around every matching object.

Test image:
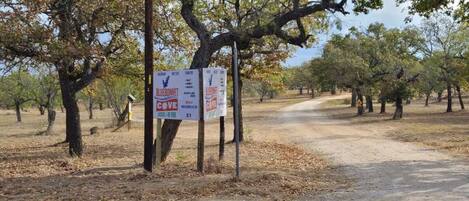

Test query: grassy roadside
[319,96,469,158]
[0,93,348,200]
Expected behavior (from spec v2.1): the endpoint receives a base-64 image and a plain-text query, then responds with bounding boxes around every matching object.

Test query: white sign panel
[203,68,227,120]
[153,69,200,120]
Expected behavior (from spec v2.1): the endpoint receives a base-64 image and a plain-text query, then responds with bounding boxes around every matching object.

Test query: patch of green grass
[175,151,187,162]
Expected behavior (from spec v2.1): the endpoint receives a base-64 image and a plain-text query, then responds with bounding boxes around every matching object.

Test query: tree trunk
[456,85,464,110]
[447,84,453,112]
[351,88,357,107]
[380,99,386,113]
[61,106,64,113]
[357,88,364,115]
[59,74,83,156]
[64,95,82,156]
[99,103,104,110]
[306,88,310,95]
[393,95,403,120]
[88,96,93,119]
[311,89,315,98]
[46,107,56,135]
[161,119,182,162]
[425,94,430,107]
[44,91,56,135]
[39,105,45,115]
[331,85,337,95]
[366,95,373,112]
[299,87,303,95]
[437,91,442,102]
[15,101,21,122]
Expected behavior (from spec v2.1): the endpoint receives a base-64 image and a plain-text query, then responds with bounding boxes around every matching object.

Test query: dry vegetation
[320,96,469,158]
[0,94,347,200]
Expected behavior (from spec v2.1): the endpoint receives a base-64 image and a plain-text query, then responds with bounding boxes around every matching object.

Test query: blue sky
[284,0,423,67]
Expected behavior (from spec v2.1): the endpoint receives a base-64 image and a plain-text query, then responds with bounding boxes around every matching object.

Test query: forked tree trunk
[456,85,464,110]
[59,72,83,156]
[366,95,373,112]
[351,88,357,107]
[393,96,403,120]
[15,101,21,122]
[425,94,430,107]
[447,84,453,112]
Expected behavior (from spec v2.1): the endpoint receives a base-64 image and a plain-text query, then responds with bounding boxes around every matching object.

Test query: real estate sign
[203,68,227,120]
[153,68,227,121]
[154,69,200,120]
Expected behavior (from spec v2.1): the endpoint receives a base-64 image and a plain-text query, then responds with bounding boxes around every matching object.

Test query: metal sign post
[143,0,154,172]
[232,42,240,179]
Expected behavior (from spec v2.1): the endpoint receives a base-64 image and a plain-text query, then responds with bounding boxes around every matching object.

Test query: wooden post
[127,102,132,131]
[143,0,154,172]
[153,118,162,168]
[219,116,225,161]
[197,68,205,173]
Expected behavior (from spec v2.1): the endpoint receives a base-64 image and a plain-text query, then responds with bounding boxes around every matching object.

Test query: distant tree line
[286,14,468,119]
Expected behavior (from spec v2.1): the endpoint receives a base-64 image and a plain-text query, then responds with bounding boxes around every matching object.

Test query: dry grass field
[320,96,469,158]
[0,94,348,200]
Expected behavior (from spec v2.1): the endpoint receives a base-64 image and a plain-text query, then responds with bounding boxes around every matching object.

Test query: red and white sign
[154,70,199,120]
[203,68,227,120]
[205,86,218,112]
[153,68,227,120]
[156,89,178,111]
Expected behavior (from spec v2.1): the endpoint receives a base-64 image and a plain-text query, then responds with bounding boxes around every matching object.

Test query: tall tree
[159,0,355,161]
[32,65,60,135]
[0,0,143,156]
[420,14,468,112]
[0,69,35,122]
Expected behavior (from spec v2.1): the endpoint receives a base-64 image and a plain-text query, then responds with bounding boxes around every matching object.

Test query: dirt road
[271,95,469,201]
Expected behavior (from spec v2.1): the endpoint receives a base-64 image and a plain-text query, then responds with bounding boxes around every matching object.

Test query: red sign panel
[156,88,178,111]
[205,86,218,112]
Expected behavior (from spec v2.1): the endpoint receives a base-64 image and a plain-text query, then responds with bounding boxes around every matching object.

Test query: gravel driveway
[274,95,469,201]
